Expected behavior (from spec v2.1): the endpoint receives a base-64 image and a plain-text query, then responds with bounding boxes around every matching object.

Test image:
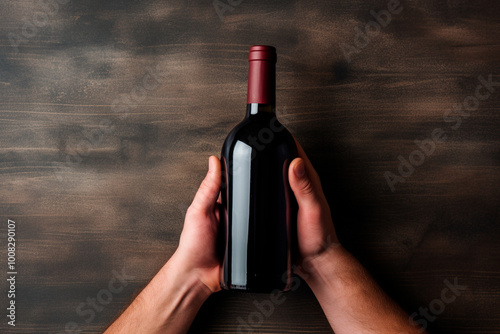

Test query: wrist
[135,254,212,330]
[170,248,221,294]
[164,252,214,301]
[106,254,213,334]
[300,245,359,291]
[298,246,420,334]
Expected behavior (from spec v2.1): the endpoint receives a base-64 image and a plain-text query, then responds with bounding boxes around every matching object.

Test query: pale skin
[105,139,425,334]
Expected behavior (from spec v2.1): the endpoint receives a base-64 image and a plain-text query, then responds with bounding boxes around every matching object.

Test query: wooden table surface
[1,0,499,333]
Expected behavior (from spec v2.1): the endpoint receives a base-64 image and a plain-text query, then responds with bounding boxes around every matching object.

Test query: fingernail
[295,160,306,178]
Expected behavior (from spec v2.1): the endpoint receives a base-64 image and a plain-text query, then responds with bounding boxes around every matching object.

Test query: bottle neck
[245,103,275,118]
[246,46,276,116]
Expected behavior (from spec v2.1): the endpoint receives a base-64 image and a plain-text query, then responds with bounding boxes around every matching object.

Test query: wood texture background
[1,0,499,333]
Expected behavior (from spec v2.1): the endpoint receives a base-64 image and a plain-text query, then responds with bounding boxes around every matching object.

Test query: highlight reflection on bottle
[220,45,298,292]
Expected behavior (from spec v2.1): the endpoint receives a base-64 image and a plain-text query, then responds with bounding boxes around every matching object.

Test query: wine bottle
[219,45,298,292]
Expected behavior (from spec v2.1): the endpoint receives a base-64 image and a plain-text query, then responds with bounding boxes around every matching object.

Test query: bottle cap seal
[248,45,277,62]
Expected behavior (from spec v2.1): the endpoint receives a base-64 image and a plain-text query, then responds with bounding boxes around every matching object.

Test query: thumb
[190,156,221,214]
[289,158,323,210]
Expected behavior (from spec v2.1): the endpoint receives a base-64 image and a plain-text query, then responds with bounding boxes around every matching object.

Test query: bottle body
[219,45,297,292]
[220,104,298,292]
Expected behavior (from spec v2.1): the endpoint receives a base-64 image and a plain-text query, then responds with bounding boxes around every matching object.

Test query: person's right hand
[288,138,341,278]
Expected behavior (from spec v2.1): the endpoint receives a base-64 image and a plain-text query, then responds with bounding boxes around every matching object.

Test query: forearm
[105,253,212,334]
[305,246,422,334]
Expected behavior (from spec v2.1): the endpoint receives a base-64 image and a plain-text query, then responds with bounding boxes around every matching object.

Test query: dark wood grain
[1,0,499,333]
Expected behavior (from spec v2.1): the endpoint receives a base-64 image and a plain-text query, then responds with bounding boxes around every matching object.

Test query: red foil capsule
[247,45,276,105]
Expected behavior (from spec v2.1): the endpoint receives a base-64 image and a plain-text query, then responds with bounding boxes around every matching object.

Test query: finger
[190,156,221,214]
[215,203,221,221]
[291,136,325,195]
[289,157,324,211]
[293,136,313,166]
[217,191,222,205]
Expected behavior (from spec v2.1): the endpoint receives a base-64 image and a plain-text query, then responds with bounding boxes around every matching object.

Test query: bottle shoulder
[221,115,296,157]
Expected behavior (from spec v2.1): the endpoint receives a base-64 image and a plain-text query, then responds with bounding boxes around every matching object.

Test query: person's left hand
[173,155,222,293]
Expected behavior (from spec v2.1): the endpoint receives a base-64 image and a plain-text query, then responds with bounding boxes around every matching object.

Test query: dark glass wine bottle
[219,45,298,292]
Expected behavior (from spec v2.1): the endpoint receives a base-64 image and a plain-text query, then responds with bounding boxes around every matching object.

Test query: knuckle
[185,205,196,217]
[301,179,316,197]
